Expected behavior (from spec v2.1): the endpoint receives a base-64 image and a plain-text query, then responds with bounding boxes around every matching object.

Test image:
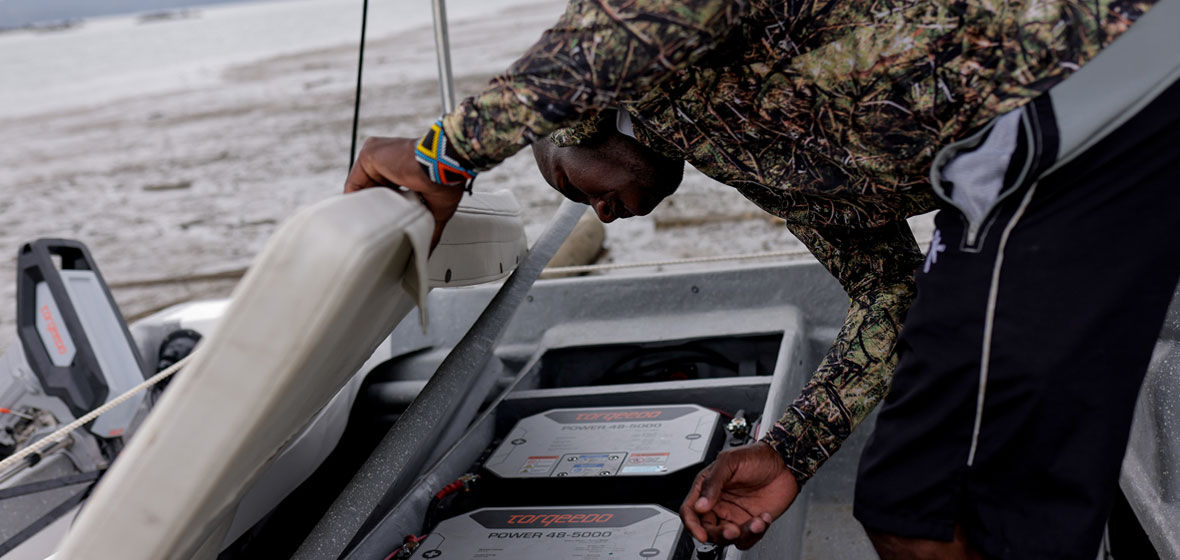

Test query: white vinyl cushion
[54,189,434,560]
[428,189,527,288]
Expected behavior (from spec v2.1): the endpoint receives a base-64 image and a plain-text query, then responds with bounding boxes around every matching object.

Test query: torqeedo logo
[574,410,662,422]
[506,512,615,527]
[41,305,69,355]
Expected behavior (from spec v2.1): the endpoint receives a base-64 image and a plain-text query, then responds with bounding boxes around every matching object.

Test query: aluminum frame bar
[293,200,586,560]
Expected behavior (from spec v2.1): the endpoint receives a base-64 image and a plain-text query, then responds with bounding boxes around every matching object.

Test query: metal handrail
[431,0,457,113]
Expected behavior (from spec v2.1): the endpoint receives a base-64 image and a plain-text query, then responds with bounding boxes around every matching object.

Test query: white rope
[0,353,197,475]
[539,248,815,277]
[538,234,937,278]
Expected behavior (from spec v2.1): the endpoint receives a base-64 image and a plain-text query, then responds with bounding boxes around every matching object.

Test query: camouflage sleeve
[759,219,923,484]
[440,0,747,170]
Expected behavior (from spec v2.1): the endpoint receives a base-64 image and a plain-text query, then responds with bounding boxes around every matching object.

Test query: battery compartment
[363,309,813,560]
[408,401,728,558]
[378,378,789,560]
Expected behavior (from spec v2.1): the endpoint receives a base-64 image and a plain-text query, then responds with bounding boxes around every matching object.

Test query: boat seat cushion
[429,189,528,288]
[56,189,451,559]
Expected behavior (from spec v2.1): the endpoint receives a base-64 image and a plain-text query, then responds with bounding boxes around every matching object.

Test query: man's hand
[345,136,465,251]
[680,441,799,550]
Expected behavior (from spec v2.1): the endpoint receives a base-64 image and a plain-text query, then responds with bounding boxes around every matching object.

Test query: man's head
[532,111,684,222]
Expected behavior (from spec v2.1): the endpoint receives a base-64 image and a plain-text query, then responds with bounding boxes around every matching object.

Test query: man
[345,0,1179,557]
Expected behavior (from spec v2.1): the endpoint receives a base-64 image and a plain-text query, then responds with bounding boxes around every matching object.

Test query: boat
[1,0,1176,559]
[136,10,199,24]
[26,20,82,34]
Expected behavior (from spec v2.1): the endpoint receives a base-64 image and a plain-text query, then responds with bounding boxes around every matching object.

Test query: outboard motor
[13,239,148,441]
[1,239,148,557]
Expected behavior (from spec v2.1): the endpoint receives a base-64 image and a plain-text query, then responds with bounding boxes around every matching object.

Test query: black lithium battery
[407,505,690,560]
[479,405,723,508]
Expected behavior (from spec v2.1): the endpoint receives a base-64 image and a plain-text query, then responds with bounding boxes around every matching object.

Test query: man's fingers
[679,470,710,542]
[699,511,728,544]
[695,453,736,513]
[680,508,708,543]
[721,522,741,542]
[343,157,382,193]
[748,516,767,535]
[344,136,408,193]
[342,168,365,192]
[714,517,769,551]
[733,516,771,550]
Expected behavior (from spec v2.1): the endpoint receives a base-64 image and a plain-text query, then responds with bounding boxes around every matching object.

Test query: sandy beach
[0,0,933,354]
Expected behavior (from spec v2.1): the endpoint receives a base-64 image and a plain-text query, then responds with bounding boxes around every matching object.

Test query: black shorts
[852,69,1180,558]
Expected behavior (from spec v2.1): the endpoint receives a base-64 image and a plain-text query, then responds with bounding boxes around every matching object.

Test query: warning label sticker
[621,453,669,474]
[550,452,627,477]
[518,456,559,477]
[626,453,670,465]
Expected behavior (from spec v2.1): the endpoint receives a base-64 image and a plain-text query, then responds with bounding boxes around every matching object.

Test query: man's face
[532,136,680,223]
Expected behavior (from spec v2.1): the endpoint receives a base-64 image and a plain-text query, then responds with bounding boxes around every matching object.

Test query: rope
[0,353,196,475]
[537,234,936,278]
[108,268,246,289]
[538,248,815,278]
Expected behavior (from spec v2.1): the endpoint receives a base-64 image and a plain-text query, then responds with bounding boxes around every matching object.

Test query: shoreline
[0,0,543,122]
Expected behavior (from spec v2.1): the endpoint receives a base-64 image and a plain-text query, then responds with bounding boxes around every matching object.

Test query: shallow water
[0,0,532,119]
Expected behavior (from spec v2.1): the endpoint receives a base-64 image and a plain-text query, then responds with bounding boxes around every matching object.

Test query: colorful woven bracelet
[415,120,478,192]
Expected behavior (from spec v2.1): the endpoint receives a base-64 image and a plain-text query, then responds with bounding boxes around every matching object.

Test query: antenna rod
[431,0,457,113]
[348,0,370,170]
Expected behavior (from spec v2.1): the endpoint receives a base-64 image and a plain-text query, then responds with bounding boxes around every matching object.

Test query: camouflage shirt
[438,0,1155,483]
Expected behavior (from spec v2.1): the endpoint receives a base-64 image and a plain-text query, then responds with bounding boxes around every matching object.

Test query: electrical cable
[707,407,735,420]
[421,473,482,535]
[418,442,497,538]
[385,534,427,560]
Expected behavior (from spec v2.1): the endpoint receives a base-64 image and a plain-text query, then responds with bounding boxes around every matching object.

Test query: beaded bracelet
[415,120,478,192]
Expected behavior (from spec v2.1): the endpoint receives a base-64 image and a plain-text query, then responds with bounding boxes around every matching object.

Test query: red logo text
[574,411,662,422]
[40,305,69,355]
[506,513,614,527]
